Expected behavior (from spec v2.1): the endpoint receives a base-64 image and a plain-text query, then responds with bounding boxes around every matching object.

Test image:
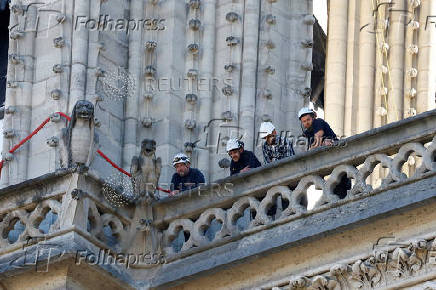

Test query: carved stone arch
[392,142,429,180]
[357,154,394,192]
[0,209,29,247]
[226,196,260,233]
[87,200,104,240]
[324,165,359,198]
[424,136,436,171]
[27,199,62,236]
[101,213,125,246]
[192,208,228,246]
[163,219,194,254]
[292,175,326,213]
[256,185,293,225]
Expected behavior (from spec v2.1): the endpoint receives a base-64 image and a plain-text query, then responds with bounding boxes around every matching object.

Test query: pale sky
[313,0,328,33]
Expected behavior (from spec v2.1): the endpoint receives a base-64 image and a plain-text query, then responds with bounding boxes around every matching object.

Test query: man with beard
[227,138,261,176]
[169,153,205,196]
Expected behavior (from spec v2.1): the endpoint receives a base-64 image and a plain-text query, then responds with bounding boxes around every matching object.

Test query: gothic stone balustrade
[0,110,434,289]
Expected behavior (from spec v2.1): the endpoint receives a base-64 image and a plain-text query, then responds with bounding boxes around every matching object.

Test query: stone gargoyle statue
[122,139,163,255]
[130,139,162,202]
[60,100,99,169]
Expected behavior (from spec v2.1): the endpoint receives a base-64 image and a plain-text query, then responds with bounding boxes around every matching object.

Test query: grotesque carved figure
[130,139,162,201]
[60,100,99,168]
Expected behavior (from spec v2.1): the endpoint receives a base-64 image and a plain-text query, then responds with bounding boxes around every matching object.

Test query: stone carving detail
[53,36,65,48]
[188,18,201,30]
[187,43,200,55]
[145,65,157,77]
[226,12,239,22]
[85,198,129,249]
[187,69,198,79]
[188,0,201,9]
[185,93,198,105]
[8,54,22,65]
[226,36,240,46]
[50,89,62,100]
[222,85,233,96]
[52,64,63,73]
[10,30,24,40]
[130,139,162,202]
[224,64,235,72]
[145,40,157,51]
[0,199,62,248]
[3,129,15,139]
[60,100,99,168]
[265,14,276,25]
[268,237,436,290]
[162,138,436,256]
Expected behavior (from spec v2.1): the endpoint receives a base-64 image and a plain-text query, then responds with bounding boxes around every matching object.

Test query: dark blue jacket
[230,150,261,176]
[171,168,205,192]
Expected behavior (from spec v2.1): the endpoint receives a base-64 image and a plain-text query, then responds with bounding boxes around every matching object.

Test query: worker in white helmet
[259,122,295,164]
[226,138,261,176]
[298,108,349,198]
[169,153,205,196]
[298,107,338,150]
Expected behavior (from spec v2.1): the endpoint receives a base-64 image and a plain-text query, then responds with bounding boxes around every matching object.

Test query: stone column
[357,0,376,133]
[122,0,143,169]
[198,0,217,182]
[12,6,37,184]
[387,0,406,123]
[325,0,348,136]
[344,0,359,137]
[68,0,89,112]
[417,0,436,113]
[240,0,260,151]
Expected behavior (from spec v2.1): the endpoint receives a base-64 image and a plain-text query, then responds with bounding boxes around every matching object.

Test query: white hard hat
[298,107,315,119]
[172,153,190,167]
[259,122,275,139]
[226,138,242,152]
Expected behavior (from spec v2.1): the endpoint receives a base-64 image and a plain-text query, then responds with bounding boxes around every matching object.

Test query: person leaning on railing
[298,107,339,150]
[227,138,261,176]
[298,107,350,199]
[169,153,205,196]
[259,121,295,164]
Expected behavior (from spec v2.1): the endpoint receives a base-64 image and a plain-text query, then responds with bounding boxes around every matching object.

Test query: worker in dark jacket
[298,107,338,150]
[226,138,261,176]
[298,107,349,199]
[169,153,205,196]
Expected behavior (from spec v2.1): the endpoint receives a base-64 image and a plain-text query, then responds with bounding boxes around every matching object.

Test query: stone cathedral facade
[1,0,315,187]
[0,0,435,289]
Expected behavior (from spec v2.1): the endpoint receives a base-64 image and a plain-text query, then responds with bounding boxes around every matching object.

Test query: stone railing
[0,170,134,256]
[150,110,436,263]
[0,110,434,288]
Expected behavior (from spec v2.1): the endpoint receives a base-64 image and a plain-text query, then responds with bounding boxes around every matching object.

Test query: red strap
[0,111,170,193]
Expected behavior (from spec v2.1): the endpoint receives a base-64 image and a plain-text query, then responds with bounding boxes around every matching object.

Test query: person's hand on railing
[240,166,250,173]
[169,190,180,197]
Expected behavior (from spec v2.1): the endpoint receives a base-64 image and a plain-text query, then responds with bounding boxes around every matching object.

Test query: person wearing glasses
[226,138,261,176]
[169,153,205,196]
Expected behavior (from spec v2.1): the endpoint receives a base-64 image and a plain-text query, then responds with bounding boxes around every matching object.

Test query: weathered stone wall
[1,0,313,188]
